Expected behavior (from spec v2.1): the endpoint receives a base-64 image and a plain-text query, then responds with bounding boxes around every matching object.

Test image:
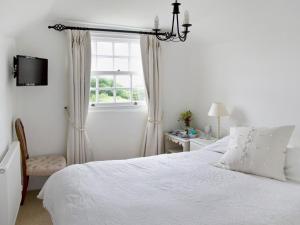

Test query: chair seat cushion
[26,155,66,176]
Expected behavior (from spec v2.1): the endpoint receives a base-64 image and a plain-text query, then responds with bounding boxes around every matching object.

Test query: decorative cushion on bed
[285,147,300,183]
[215,126,295,181]
[26,155,66,176]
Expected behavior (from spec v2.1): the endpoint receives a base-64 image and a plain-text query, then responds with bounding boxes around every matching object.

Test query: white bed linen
[39,146,300,225]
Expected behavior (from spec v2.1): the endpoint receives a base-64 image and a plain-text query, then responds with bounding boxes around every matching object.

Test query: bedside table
[164,133,190,154]
[190,138,217,151]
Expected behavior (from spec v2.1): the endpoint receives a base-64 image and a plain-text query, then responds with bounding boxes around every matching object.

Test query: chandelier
[152,0,192,42]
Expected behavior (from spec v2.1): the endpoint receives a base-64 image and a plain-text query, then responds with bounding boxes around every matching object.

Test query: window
[90,34,145,108]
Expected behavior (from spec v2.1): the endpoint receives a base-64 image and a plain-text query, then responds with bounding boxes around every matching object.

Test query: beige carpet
[15,190,52,225]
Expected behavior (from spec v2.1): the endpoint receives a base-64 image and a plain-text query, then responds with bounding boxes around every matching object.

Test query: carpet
[15,190,52,225]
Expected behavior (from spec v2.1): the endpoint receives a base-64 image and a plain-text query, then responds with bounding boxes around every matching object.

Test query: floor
[15,191,52,225]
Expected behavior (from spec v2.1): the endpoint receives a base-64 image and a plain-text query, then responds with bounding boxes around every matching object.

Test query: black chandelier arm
[155,32,176,41]
[155,33,169,41]
[175,14,188,42]
[176,15,186,41]
[154,13,177,41]
[169,13,176,39]
[178,26,192,42]
[152,29,172,41]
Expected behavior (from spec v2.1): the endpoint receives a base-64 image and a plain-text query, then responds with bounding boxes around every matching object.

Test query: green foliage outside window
[99,90,114,103]
[89,76,145,103]
[90,78,96,88]
[99,78,113,88]
[90,90,96,102]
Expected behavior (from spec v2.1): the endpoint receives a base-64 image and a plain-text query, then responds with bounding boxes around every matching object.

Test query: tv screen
[15,55,48,86]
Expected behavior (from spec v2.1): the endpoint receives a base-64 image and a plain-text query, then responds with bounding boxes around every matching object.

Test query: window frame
[90,33,146,109]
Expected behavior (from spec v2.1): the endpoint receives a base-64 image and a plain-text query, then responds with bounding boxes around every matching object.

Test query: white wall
[0,35,15,160]
[189,22,300,146]
[87,108,147,160]
[160,41,197,131]
[14,22,68,158]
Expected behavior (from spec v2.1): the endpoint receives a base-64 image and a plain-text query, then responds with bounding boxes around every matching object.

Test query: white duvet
[39,146,300,225]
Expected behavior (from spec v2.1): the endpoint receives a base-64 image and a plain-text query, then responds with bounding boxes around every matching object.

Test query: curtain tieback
[148,118,162,124]
[71,122,87,132]
[76,127,87,131]
[65,110,87,132]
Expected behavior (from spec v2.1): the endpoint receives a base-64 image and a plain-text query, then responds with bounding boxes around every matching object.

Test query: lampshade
[208,102,229,117]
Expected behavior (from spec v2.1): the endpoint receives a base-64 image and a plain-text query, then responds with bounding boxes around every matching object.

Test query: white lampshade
[208,102,229,117]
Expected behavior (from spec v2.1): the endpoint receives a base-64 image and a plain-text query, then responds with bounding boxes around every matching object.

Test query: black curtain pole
[48,24,166,36]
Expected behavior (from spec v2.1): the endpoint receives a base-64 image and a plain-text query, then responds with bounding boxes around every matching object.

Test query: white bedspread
[39,148,300,225]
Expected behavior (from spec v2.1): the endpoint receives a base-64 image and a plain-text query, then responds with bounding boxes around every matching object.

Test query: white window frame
[90,33,146,109]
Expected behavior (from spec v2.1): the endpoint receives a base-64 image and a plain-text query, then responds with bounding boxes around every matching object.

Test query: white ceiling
[1,0,300,42]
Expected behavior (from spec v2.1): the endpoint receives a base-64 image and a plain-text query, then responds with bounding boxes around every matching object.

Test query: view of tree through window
[90,36,145,106]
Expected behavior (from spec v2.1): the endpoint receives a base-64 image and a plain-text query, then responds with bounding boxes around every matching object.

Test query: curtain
[140,35,163,156]
[66,30,92,164]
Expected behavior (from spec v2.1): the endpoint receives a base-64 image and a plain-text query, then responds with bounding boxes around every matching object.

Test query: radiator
[0,142,22,225]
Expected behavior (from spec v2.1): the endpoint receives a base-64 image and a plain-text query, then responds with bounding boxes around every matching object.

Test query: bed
[39,143,300,225]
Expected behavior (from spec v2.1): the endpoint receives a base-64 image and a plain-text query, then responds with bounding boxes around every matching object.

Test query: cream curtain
[140,35,163,156]
[66,30,92,164]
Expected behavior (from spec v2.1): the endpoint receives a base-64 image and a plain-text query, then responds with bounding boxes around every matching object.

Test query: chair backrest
[15,119,29,174]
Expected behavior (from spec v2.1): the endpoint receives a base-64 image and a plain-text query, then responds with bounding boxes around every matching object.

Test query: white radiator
[0,142,22,225]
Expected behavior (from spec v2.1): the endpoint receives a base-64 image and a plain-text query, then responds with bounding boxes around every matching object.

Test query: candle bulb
[154,16,159,29]
[183,10,189,24]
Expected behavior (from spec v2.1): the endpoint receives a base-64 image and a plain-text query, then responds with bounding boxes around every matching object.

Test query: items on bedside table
[196,125,213,139]
[178,110,193,128]
[164,132,217,153]
[170,128,197,138]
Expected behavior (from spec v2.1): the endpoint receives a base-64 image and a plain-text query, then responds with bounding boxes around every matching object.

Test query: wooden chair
[15,118,66,205]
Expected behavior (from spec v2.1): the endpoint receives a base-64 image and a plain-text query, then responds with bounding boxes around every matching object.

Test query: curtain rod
[48,24,166,36]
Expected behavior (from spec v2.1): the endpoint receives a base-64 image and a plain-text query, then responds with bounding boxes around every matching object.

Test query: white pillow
[285,147,300,183]
[215,126,295,181]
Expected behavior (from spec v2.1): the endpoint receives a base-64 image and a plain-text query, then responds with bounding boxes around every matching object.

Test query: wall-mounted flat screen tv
[14,55,48,86]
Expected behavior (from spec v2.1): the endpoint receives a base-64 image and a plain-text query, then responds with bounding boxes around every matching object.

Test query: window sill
[89,104,147,113]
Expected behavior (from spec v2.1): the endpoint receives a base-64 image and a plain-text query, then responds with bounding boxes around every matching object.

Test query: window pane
[116,89,131,103]
[132,75,144,88]
[90,90,96,103]
[130,43,140,57]
[90,37,146,106]
[91,41,97,55]
[98,90,114,103]
[132,88,145,102]
[116,75,130,88]
[98,76,114,88]
[115,42,129,56]
[97,57,113,71]
[91,56,97,71]
[97,42,113,56]
[130,58,142,72]
[90,77,96,88]
[114,58,128,71]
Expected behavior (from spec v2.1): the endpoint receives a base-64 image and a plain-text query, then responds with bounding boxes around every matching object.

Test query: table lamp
[208,102,229,139]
